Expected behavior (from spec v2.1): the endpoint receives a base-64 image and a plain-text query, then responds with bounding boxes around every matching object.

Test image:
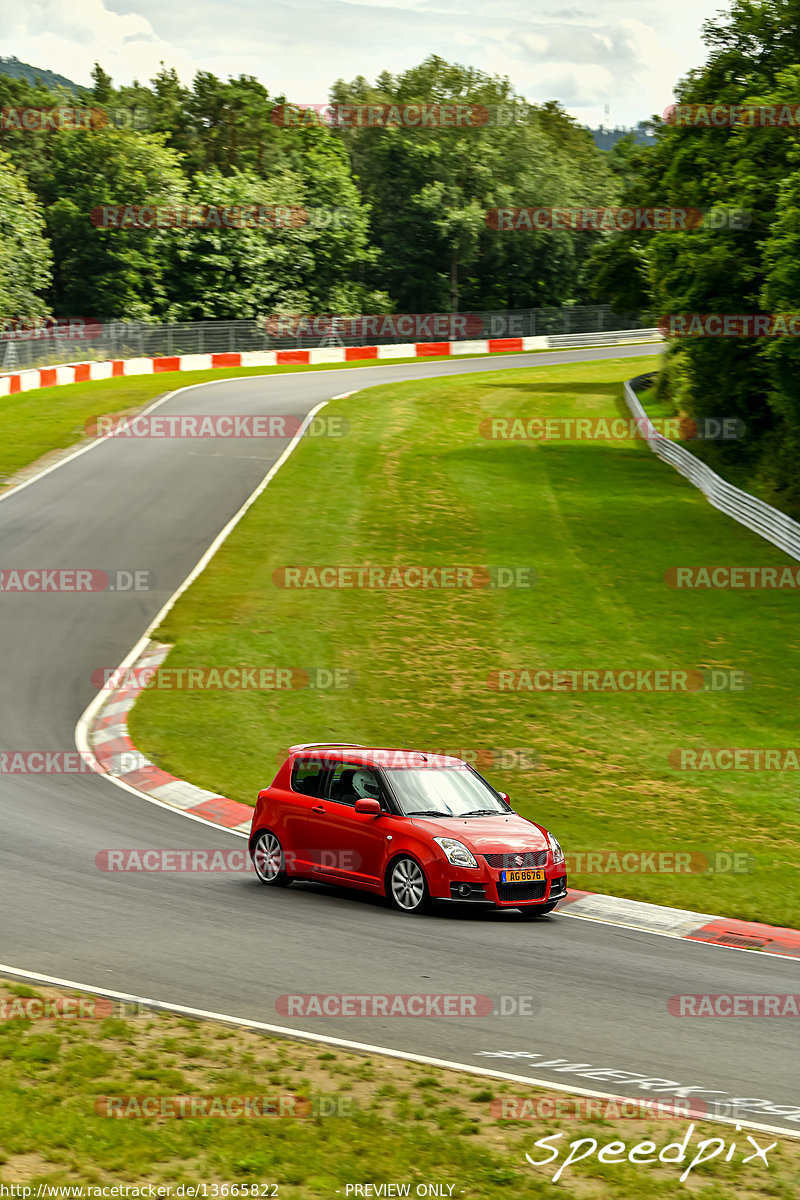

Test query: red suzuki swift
[249,744,567,917]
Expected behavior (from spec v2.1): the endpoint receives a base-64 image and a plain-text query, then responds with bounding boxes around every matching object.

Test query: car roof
[288,743,466,769]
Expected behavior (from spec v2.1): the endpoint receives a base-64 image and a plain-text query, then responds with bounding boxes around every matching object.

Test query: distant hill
[587,124,656,151]
[0,56,79,94]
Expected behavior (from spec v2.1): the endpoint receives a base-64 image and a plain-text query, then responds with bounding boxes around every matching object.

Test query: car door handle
[311,804,325,813]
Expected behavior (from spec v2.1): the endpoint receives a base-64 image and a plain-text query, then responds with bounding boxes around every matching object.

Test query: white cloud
[5,0,718,126]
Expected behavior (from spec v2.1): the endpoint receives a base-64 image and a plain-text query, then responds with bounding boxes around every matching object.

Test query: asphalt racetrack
[1,346,797,1134]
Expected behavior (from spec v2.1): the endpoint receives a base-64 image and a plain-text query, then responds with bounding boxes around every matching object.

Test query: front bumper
[430,856,568,908]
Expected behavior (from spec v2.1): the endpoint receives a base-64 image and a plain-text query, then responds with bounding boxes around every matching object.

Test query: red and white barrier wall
[0,338,550,396]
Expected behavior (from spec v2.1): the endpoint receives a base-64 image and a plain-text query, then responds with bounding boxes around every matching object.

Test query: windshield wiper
[458,809,503,817]
[406,809,451,818]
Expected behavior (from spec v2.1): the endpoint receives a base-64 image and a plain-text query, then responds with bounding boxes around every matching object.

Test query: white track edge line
[74,396,330,811]
[0,960,795,1142]
[555,910,796,960]
[0,345,660,507]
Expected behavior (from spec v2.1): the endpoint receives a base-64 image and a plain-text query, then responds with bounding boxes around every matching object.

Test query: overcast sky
[7,0,728,128]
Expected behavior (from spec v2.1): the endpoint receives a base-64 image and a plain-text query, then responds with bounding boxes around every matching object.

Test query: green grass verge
[127,352,800,926]
[0,349,574,485]
[1,981,797,1196]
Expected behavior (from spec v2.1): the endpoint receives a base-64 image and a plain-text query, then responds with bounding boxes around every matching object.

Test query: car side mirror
[354,798,382,815]
[500,792,510,804]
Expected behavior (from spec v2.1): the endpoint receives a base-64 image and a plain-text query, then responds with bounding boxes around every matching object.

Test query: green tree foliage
[0,54,621,324]
[0,148,52,324]
[330,56,619,311]
[583,1,800,501]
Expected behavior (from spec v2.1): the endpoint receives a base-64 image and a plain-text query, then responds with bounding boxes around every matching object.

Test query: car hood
[409,812,549,852]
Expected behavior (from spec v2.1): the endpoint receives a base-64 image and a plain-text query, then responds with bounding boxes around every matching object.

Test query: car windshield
[383,767,509,818]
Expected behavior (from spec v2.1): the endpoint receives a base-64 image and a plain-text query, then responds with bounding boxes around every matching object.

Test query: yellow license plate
[501,868,545,883]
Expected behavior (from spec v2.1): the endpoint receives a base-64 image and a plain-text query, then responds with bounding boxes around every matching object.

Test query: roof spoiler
[288,742,366,753]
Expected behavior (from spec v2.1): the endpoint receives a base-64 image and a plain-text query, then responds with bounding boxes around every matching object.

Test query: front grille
[483,850,548,869]
[497,880,548,902]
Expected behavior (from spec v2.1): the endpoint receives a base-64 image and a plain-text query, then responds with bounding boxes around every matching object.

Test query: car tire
[386,856,430,915]
[517,902,558,919]
[251,830,290,887]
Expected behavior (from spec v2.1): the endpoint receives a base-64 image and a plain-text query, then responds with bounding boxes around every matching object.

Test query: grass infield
[124,353,800,927]
[0,350,563,486]
[0,981,797,1196]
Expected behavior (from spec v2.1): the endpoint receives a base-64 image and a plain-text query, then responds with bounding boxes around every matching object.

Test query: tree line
[0,55,622,325]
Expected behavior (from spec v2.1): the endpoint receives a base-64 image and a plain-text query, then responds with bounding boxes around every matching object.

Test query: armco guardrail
[624,378,800,563]
[550,328,661,348]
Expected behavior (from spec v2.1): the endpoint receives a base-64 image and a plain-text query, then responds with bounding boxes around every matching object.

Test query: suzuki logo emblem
[514,854,524,867]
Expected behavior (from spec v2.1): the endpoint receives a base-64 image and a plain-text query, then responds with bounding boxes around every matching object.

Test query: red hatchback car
[248,744,567,917]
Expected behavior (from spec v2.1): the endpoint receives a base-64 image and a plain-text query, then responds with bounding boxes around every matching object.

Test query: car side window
[290,758,326,797]
[325,762,383,808]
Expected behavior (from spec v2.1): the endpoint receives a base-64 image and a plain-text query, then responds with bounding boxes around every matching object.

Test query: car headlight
[547,831,565,865]
[434,837,479,869]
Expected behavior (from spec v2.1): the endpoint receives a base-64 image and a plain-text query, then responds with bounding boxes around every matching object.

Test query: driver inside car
[351,769,381,804]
